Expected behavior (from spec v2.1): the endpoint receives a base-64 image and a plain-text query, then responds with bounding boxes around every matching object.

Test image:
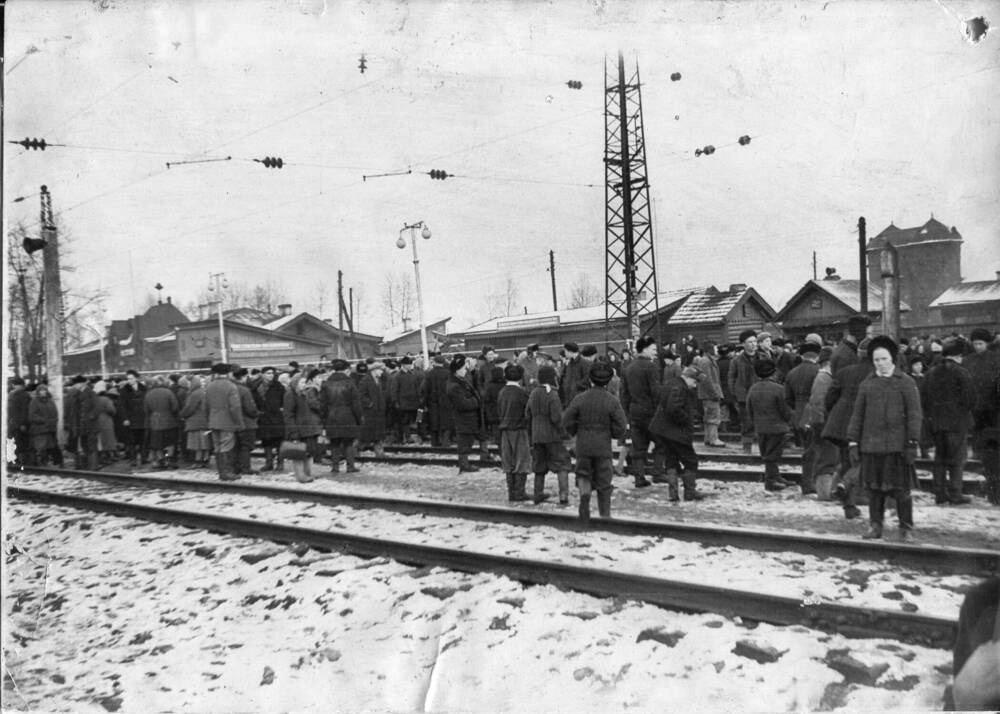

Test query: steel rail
[8,484,957,649]
[355,454,983,494]
[17,467,998,574]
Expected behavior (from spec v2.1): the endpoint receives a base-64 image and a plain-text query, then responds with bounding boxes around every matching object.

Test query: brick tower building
[865,216,963,328]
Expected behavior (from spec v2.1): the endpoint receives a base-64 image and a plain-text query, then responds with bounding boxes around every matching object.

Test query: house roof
[174,318,331,346]
[929,279,1000,308]
[380,317,451,344]
[666,286,776,325]
[222,307,279,326]
[866,217,962,251]
[263,312,381,342]
[775,279,910,321]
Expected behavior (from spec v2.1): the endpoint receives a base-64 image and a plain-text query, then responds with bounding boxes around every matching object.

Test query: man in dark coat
[922,340,977,505]
[422,354,454,447]
[621,335,662,488]
[359,362,387,457]
[68,376,101,470]
[391,356,423,445]
[255,366,286,471]
[320,361,363,473]
[168,374,189,464]
[648,366,705,502]
[119,370,148,465]
[964,328,1000,504]
[746,359,793,491]
[229,367,260,475]
[7,377,32,467]
[526,365,570,506]
[562,361,628,523]
[446,355,489,473]
[829,314,871,378]
[784,342,822,493]
[728,330,760,454]
[560,342,589,408]
[144,375,179,468]
[822,338,873,518]
[496,363,532,503]
[202,363,244,481]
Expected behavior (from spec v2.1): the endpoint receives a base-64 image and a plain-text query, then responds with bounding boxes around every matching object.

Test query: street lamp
[207,272,229,363]
[397,221,432,368]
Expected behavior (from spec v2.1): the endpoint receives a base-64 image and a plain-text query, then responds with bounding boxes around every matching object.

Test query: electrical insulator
[12,137,47,150]
[703,145,715,155]
[359,53,367,74]
[258,156,284,169]
[566,80,582,89]
[738,135,751,146]
[429,169,449,180]
[670,72,681,82]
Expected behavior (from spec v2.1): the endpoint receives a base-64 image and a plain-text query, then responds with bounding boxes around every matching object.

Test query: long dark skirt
[860,452,915,492]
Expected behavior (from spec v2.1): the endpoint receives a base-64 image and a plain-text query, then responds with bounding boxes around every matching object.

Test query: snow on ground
[5,502,955,714]
[12,473,980,619]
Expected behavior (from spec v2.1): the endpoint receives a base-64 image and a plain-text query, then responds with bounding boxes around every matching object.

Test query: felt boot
[345,444,360,473]
[578,481,592,525]
[533,474,551,504]
[596,490,611,518]
[557,471,569,505]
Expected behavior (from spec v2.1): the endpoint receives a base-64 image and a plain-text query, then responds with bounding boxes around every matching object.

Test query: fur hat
[635,336,656,353]
[942,339,965,358]
[537,365,557,386]
[232,367,248,379]
[754,359,777,379]
[400,355,413,365]
[589,361,614,386]
[433,354,447,365]
[818,346,834,364]
[738,329,757,345]
[970,328,991,343]
[481,344,496,356]
[503,363,524,382]
[581,345,598,357]
[211,363,231,375]
[848,314,872,332]
[867,335,898,362]
[306,368,321,382]
[805,333,823,346]
[563,342,580,354]
[798,342,821,357]
[330,358,350,372]
[449,354,467,373]
[384,359,398,370]
[355,362,368,375]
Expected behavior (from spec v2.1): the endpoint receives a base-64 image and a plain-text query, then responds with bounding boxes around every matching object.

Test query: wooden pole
[40,186,65,446]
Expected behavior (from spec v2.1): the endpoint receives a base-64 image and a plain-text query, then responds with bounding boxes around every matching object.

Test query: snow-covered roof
[381,317,451,343]
[143,331,177,344]
[929,279,1000,307]
[667,286,768,325]
[810,279,910,313]
[262,313,297,331]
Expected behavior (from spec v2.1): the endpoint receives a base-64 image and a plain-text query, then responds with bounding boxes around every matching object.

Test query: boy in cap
[562,361,628,524]
[729,329,760,454]
[648,365,706,501]
[526,365,570,505]
[784,342,822,494]
[746,359,793,491]
[496,363,532,502]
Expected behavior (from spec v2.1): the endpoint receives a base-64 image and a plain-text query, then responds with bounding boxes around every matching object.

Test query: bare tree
[567,272,603,309]
[381,271,415,328]
[484,274,521,319]
[313,279,331,320]
[192,278,288,316]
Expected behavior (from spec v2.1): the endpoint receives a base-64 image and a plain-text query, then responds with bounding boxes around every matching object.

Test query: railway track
[356,453,985,495]
[17,466,998,575]
[8,478,961,649]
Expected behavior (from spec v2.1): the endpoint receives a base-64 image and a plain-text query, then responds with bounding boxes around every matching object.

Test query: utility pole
[208,272,228,362]
[337,271,344,332]
[880,241,901,340]
[858,217,868,315]
[40,186,66,446]
[812,251,817,281]
[349,287,355,329]
[548,250,558,311]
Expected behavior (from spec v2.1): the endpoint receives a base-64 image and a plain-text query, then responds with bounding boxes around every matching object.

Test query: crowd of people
[6,321,999,531]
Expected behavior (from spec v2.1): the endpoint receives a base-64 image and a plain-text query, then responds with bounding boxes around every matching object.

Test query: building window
[741,304,748,318]
[810,299,822,310]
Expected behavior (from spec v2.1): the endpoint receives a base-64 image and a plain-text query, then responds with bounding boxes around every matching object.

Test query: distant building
[865,216,962,328]
[926,273,1000,335]
[379,317,452,357]
[774,274,911,344]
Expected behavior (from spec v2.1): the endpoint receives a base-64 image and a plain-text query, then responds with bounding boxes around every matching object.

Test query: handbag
[279,440,308,461]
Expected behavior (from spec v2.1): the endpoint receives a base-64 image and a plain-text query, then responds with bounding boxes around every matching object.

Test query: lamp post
[397,221,432,368]
[207,272,228,363]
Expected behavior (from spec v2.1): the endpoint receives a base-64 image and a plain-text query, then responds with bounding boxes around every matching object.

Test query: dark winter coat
[71,386,101,434]
[169,383,189,414]
[784,361,819,428]
[144,386,179,431]
[776,350,797,383]
[828,339,859,378]
[562,386,628,458]
[560,356,589,407]
[320,373,362,440]
[292,383,324,439]
[648,377,699,443]
[255,380,286,440]
[802,369,833,428]
[847,370,922,454]
[621,355,661,426]
[391,369,423,411]
[921,360,976,433]
[203,377,244,432]
[482,367,505,427]
[525,385,564,444]
[964,350,1000,421]
[119,382,147,428]
[497,383,529,431]
[358,374,386,442]
[717,355,734,405]
[727,350,758,401]
[692,355,723,401]
[28,394,58,436]
[96,394,117,450]
[180,386,208,431]
[422,365,455,432]
[746,378,792,435]
[7,388,30,433]
[235,382,260,430]
[446,374,483,435]
[821,360,874,446]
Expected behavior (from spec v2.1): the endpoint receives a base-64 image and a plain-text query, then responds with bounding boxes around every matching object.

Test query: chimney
[402,316,411,332]
[167,296,172,305]
[278,303,292,317]
[728,283,747,294]
[823,267,841,281]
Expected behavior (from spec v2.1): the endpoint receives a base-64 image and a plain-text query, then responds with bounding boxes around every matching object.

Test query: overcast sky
[6,0,999,335]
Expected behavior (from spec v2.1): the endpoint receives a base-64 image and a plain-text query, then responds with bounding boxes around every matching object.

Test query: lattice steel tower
[604,52,660,346]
